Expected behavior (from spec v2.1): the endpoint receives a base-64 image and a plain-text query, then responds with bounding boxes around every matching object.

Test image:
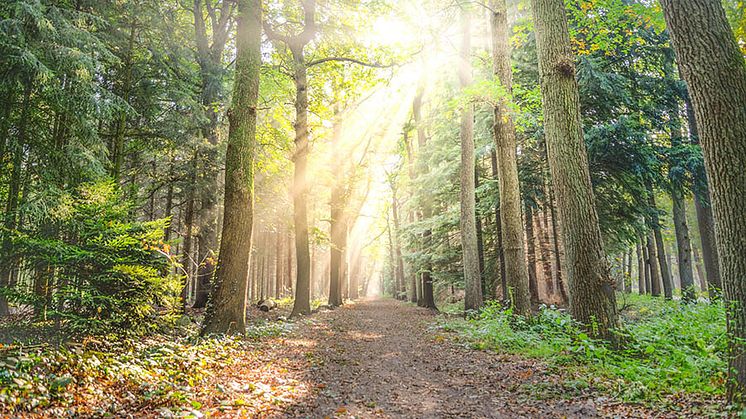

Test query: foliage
[439,294,728,402]
[2,181,180,335]
[0,326,290,415]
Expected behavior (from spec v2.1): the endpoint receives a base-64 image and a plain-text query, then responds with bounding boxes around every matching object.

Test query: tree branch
[306,56,395,68]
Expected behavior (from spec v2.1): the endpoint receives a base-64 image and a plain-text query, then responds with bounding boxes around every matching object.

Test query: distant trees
[660,0,746,403]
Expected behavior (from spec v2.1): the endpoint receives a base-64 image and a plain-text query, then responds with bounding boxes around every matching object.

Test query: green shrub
[2,181,181,336]
[439,295,727,401]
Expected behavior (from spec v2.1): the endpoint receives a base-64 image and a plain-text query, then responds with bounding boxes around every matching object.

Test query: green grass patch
[438,293,727,402]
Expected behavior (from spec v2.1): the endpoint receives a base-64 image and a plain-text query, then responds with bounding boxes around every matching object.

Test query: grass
[437,293,729,404]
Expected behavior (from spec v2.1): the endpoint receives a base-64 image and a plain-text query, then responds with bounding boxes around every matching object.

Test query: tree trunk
[646,185,673,299]
[647,230,661,296]
[524,204,539,304]
[636,240,645,294]
[329,182,345,306]
[181,149,198,309]
[458,6,483,312]
[662,65,695,301]
[490,0,530,314]
[290,46,313,317]
[275,232,283,298]
[548,184,567,304]
[693,245,708,295]
[661,0,746,401]
[672,186,695,301]
[532,0,617,339]
[686,93,721,297]
[475,167,486,298]
[625,249,633,293]
[200,0,260,335]
[489,150,507,301]
[536,208,555,296]
[391,191,406,301]
[413,86,437,310]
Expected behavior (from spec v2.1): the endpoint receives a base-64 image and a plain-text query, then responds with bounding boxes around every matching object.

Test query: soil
[191,298,688,418]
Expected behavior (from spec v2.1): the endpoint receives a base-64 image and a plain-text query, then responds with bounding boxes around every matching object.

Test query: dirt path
[195,298,663,418]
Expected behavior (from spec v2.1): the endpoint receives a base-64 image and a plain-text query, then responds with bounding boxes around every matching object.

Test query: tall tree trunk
[532,0,618,338]
[475,167,486,297]
[625,250,633,293]
[524,204,540,304]
[458,6,483,312]
[646,185,673,298]
[536,208,555,296]
[672,187,695,301]
[664,58,695,301]
[386,216,396,297]
[647,230,661,296]
[489,150,507,301]
[548,186,567,304]
[181,150,198,309]
[290,46,312,317]
[693,245,708,295]
[490,0,530,314]
[192,0,233,311]
[413,86,437,310]
[329,181,345,306]
[163,159,175,243]
[686,93,721,297]
[275,231,283,298]
[636,240,645,294]
[200,0,261,335]
[661,0,746,401]
[404,117,420,303]
[391,192,406,301]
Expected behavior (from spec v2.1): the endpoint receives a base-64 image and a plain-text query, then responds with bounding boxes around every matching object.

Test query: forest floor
[2,297,725,417]
[183,298,690,418]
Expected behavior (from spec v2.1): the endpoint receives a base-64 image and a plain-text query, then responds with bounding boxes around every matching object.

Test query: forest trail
[190,299,659,418]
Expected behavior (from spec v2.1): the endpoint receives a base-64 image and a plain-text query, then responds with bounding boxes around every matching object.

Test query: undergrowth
[438,293,728,403]
[0,321,294,415]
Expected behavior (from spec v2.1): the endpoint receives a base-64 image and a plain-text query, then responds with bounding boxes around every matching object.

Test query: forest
[1,0,745,416]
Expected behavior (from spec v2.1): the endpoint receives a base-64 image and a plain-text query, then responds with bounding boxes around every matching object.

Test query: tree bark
[636,240,645,294]
[459,6,483,312]
[532,0,617,338]
[548,184,567,304]
[391,191,406,301]
[475,167,487,297]
[647,230,661,296]
[661,0,746,401]
[181,150,198,309]
[524,204,540,304]
[686,93,722,297]
[536,208,555,296]
[413,85,436,310]
[329,182,345,306]
[489,150,507,301]
[201,0,261,335]
[672,186,695,301]
[490,0,530,314]
[645,185,672,298]
[289,44,313,316]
